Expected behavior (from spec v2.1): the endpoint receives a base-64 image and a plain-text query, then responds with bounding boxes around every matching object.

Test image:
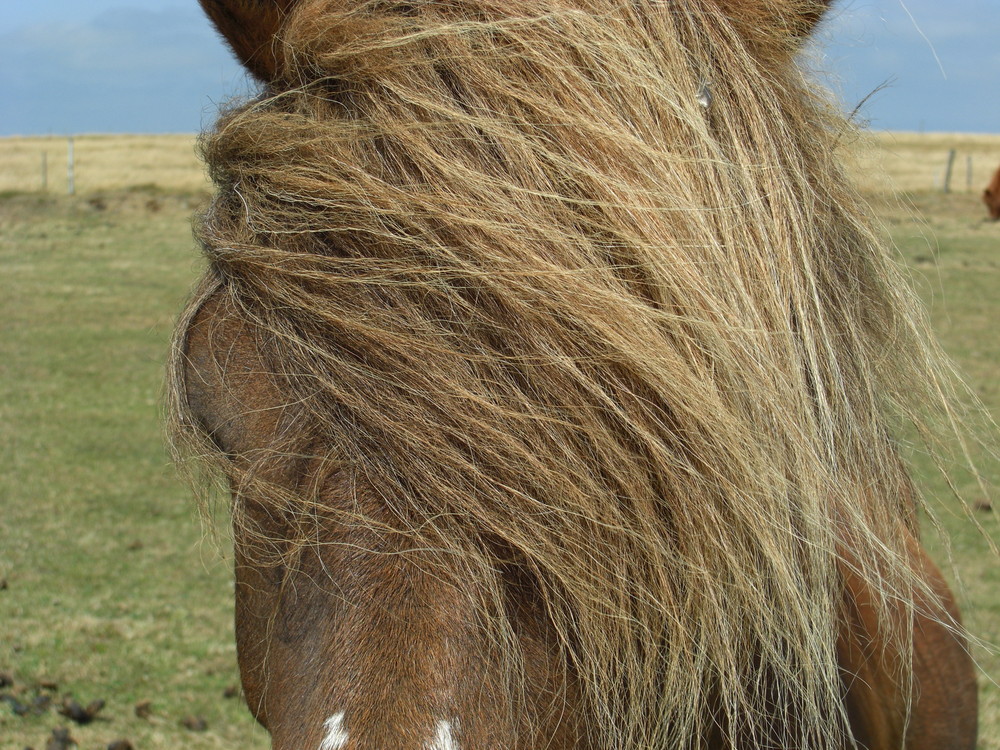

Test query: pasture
[1,131,998,749]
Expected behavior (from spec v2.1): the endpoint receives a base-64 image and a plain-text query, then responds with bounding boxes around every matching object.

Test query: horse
[168,1,979,748]
[984,164,1000,220]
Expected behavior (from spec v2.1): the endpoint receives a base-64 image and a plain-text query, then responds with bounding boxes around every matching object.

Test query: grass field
[1,132,999,749]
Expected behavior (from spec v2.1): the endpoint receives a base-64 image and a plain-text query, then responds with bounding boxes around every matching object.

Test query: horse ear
[200,0,302,82]
[788,0,834,37]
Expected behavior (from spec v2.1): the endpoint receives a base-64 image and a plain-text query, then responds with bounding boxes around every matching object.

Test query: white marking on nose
[428,719,458,750]
[320,712,349,750]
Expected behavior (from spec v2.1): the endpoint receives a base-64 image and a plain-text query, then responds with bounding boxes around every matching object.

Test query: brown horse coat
[984,164,1000,219]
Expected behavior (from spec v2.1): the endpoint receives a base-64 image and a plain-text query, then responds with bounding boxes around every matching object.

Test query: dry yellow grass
[0,132,1000,194]
[0,134,209,194]
[849,131,1000,195]
[3,131,998,198]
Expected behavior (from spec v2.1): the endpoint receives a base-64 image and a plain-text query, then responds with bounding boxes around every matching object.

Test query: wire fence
[844,131,1000,196]
[0,134,211,194]
[1,131,997,197]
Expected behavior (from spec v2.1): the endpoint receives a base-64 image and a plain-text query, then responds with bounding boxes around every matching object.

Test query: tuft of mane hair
[168,1,975,748]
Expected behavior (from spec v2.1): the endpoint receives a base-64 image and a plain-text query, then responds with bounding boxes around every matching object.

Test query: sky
[1,0,997,136]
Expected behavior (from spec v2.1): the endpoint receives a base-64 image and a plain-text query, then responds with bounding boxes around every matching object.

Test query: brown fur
[199,0,300,81]
[984,163,1000,220]
[169,1,979,748]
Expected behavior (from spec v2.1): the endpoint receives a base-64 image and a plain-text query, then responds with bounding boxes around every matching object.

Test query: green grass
[0,191,270,748]
[878,189,1000,747]
[0,177,997,748]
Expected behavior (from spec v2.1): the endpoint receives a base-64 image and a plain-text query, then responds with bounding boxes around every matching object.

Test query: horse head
[170,2,979,748]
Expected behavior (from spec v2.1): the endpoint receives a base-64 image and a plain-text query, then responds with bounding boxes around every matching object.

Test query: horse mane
[168,1,968,747]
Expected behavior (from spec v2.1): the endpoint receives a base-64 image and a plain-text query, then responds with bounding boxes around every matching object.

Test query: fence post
[966,156,973,193]
[41,151,48,192]
[67,136,75,196]
[942,149,956,194]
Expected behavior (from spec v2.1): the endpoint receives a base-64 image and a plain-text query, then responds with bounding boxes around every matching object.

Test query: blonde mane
[169,1,967,747]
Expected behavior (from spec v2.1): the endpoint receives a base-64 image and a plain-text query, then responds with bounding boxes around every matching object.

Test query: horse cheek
[233,542,275,729]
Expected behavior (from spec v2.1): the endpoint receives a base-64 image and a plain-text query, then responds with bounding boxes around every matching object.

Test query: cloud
[0,6,249,134]
[1,1,997,135]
